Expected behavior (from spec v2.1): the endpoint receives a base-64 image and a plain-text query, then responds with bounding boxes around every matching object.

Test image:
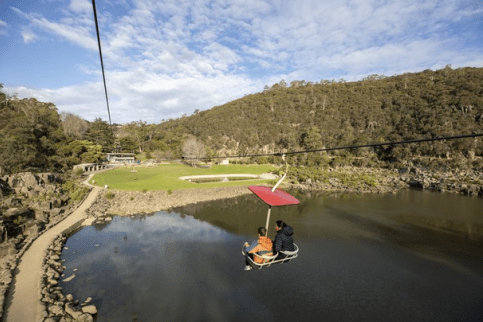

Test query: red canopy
[248,186,300,206]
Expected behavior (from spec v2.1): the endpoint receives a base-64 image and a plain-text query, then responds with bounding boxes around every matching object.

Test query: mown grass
[90,163,278,191]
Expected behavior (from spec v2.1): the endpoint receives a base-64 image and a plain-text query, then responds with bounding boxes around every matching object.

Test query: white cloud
[4,0,483,123]
[34,17,97,50]
[0,19,7,35]
[11,6,97,50]
[21,28,37,43]
[3,68,261,124]
[69,0,92,14]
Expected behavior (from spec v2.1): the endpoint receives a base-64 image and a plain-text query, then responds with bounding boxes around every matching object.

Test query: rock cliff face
[0,173,73,241]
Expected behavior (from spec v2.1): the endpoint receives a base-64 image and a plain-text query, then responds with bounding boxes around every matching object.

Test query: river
[60,189,483,322]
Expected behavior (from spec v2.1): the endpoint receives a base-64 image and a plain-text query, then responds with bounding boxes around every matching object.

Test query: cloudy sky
[1,0,482,124]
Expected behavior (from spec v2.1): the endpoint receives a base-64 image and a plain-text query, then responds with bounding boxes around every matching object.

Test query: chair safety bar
[242,243,299,269]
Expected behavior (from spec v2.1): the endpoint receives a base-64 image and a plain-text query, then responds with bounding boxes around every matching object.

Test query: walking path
[3,177,102,322]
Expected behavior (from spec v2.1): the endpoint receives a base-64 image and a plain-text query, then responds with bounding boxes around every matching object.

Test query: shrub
[130,196,134,201]
[71,187,89,201]
[105,191,115,200]
[63,180,89,201]
[361,175,378,187]
[167,189,173,195]
[142,188,148,193]
[267,179,278,186]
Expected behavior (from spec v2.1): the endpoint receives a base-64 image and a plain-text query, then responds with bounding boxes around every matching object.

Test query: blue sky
[1,0,482,124]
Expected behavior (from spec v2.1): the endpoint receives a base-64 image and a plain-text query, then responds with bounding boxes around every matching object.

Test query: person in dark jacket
[273,220,294,259]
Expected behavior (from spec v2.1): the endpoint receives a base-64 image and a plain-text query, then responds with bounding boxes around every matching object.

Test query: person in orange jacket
[243,227,273,270]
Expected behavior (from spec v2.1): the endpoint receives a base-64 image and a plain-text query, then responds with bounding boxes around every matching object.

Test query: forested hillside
[1,66,482,175]
[156,66,482,168]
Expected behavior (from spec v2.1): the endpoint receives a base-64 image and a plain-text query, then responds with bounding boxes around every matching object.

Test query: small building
[218,159,229,165]
[73,163,111,172]
[106,153,135,164]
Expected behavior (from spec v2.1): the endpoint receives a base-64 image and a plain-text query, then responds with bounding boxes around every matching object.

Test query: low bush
[63,180,89,201]
[71,187,89,201]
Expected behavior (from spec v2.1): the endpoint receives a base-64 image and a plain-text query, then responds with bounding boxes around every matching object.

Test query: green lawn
[90,163,279,191]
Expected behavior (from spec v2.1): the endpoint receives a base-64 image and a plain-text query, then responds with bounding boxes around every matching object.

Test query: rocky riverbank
[40,235,97,322]
[0,172,90,321]
[0,165,481,321]
[87,185,253,217]
[289,166,483,197]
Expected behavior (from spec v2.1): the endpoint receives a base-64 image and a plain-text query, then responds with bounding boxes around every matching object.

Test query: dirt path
[3,178,102,322]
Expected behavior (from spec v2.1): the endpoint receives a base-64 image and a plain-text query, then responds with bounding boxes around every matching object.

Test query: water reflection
[61,190,483,322]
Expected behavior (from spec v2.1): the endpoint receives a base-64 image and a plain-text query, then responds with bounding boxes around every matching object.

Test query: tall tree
[123,121,150,152]
[60,112,88,139]
[182,137,206,165]
[85,118,114,152]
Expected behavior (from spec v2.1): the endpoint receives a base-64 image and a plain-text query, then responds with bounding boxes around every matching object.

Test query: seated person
[243,227,273,270]
[273,220,295,259]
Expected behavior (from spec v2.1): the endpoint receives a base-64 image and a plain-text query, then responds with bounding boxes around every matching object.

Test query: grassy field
[90,163,279,191]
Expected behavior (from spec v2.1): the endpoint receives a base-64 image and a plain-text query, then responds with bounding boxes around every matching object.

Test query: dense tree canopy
[84,118,115,153]
[155,66,483,168]
[1,66,482,174]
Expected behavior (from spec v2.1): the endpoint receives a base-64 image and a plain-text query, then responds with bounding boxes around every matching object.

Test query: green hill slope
[156,66,482,168]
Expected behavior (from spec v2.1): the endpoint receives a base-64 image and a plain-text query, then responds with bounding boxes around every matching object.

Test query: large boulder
[32,185,47,194]
[76,313,94,322]
[408,180,423,189]
[3,207,32,221]
[0,242,16,258]
[23,221,40,238]
[52,198,62,208]
[48,304,64,316]
[6,172,40,188]
[81,305,97,315]
[38,173,57,184]
[65,302,83,320]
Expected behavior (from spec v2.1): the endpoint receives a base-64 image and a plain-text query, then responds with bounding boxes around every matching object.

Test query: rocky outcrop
[0,172,90,321]
[290,166,483,197]
[1,172,60,199]
[290,167,406,194]
[0,172,73,247]
[399,167,483,196]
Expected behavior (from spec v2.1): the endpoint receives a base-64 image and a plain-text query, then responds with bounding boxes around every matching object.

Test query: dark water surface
[60,190,483,322]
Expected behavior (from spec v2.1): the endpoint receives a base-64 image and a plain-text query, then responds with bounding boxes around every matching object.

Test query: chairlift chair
[242,154,300,269]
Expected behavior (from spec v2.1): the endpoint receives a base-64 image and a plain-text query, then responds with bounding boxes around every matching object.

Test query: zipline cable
[183,132,483,160]
[91,0,112,126]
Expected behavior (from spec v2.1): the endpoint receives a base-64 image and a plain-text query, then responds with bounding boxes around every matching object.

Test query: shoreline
[2,176,102,322]
[2,169,482,321]
[88,185,254,217]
